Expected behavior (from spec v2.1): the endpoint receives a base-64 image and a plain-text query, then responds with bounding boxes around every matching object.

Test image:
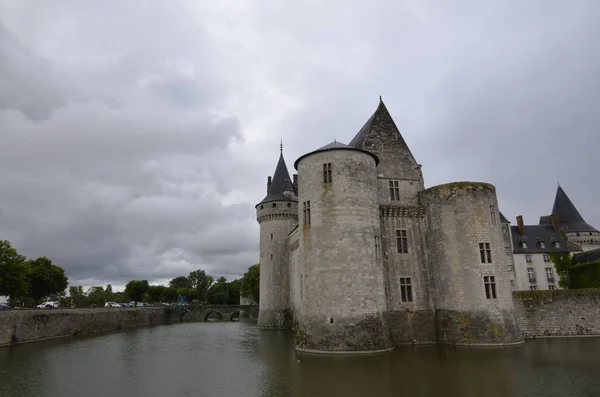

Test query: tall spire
[256,148,297,206]
[551,185,598,233]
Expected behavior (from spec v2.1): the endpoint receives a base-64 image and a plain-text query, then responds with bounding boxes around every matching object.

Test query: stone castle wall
[256,200,297,329]
[513,290,600,338]
[420,182,523,346]
[295,148,391,353]
[0,307,171,347]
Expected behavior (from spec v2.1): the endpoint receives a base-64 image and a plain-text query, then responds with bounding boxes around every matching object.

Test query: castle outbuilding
[255,98,524,353]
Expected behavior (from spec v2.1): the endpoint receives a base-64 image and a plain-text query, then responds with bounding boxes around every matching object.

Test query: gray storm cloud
[0,0,598,288]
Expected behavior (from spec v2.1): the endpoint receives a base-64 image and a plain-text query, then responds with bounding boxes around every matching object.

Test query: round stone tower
[255,150,298,329]
[293,141,392,353]
[420,182,523,346]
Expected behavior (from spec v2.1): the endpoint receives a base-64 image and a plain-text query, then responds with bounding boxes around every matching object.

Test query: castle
[255,98,524,353]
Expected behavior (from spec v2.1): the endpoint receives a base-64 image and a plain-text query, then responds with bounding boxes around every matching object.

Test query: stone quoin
[255,98,524,353]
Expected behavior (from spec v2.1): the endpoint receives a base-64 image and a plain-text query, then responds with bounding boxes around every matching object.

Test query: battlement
[420,181,495,200]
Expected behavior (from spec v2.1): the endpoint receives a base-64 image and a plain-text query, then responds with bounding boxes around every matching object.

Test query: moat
[1,322,599,397]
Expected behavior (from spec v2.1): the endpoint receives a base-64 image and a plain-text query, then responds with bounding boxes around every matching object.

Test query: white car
[37,301,60,309]
[105,302,122,308]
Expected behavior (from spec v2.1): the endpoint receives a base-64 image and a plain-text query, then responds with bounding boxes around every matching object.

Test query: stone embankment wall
[0,307,174,347]
[513,289,600,338]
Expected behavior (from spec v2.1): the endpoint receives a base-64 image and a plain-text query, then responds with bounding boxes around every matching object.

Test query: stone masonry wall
[0,308,171,347]
[420,182,523,346]
[513,289,600,338]
[295,148,391,352]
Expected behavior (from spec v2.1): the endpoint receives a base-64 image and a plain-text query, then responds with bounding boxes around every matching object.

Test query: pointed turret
[257,150,297,207]
[349,98,420,181]
[550,185,598,233]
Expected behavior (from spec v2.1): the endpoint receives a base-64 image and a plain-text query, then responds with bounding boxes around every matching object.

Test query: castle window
[525,254,532,263]
[530,286,538,291]
[552,240,560,248]
[489,205,496,225]
[527,268,536,283]
[400,277,412,302]
[303,201,311,225]
[389,180,400,201]
[270,254,273,261]
[546,267,555,283]
[509,279,515,287]
[479,243,492,263]
[272,203,276,208]
[483,276,497,299]
[396,229,408,253]
[375,236,381,261]
[270,233,273,240]
[538,240,546,248]
[543,254,550,263]
[323,163,332,183]
[287,203,291,207]
[548,285,556,290]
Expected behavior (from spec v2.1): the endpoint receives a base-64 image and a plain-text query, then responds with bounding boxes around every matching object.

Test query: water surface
[1,322,599,397]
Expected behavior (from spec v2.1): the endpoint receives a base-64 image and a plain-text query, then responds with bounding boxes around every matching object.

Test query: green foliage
[206,277,242,304]
[0,240,29,303]
[240,264,259,303]
[26,257,69,302]
[161,287,178,303]
[569,261,600,289]
[69,285,87,307]
[188,269,213,301]
[169,276,192,289]
[176,287,198,301]
[549,253,572,288]
[125,280,149,302]
[147,285,165,302]
[87,286,106,306]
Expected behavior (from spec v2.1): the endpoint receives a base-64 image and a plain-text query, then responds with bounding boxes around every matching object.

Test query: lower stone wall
[384,309,435,345]
[513,289,600,338]
[0,308,172,347]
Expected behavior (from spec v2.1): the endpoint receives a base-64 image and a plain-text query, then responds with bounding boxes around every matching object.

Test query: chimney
[516,215,526,236]
[550,213,561,230]
[267,176,272,194]
[293,174,298,193]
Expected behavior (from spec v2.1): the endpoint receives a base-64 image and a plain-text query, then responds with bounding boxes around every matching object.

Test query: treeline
[0,240,68,306]
[68,265,260,306]
[1,239,260,307]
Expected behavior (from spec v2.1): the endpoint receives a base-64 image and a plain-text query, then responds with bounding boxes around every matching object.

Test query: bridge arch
[203,310,225,321]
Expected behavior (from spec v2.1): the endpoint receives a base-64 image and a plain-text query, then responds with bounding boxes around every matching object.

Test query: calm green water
[1,321,599,397]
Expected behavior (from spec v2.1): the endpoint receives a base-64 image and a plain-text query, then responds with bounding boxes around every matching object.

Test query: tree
[162,287,178,303]
[125,280,149,302]
[188,269,213,301]
[227,279,241,304]
[169,276,192,289]
[550,253,572,288]
[105,284,113,300]
[0,240,29,304]
[69,285,87,307]
[240,264,259,303]
[147,285,165,302]
[87,286,106,306]
[26,257,69,302]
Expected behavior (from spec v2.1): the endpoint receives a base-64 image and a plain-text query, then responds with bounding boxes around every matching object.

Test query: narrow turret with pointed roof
[257,148,297,206]
[549,185,598,233]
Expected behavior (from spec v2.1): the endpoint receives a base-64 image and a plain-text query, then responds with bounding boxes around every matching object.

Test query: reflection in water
[1,322,599,397]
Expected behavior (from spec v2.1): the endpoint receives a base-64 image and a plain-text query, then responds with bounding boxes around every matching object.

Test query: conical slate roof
[550,185,598,233]
[348,98,417,164]
[293,140,379,170]
[257,151,297,206]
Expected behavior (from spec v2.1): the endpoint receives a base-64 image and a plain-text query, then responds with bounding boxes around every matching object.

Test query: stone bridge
[171,304,259,322]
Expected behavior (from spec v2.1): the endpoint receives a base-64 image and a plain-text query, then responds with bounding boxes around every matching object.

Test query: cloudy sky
[1,1,599,289]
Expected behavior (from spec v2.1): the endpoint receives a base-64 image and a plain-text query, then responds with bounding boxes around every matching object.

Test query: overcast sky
[1,1,599,290]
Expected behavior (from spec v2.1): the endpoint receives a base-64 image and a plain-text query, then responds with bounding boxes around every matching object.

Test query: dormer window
[538,241,546,248]
[521,242,528,248]
[552,241,560,248]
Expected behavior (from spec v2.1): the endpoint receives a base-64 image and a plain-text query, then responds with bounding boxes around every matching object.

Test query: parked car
[105,302,121,308]
[37,301,60,309]
[120,303,131,308]
[0,302,9,310]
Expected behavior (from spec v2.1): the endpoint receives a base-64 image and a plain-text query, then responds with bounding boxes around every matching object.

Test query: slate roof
[499,211,510,224]
[510,225,570,254]
[293,140,379,170]
[573,248,600,265]
[540,186,598,233]
[348,98,417,163]
[257,151,297,206]
[552,186,598,233]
